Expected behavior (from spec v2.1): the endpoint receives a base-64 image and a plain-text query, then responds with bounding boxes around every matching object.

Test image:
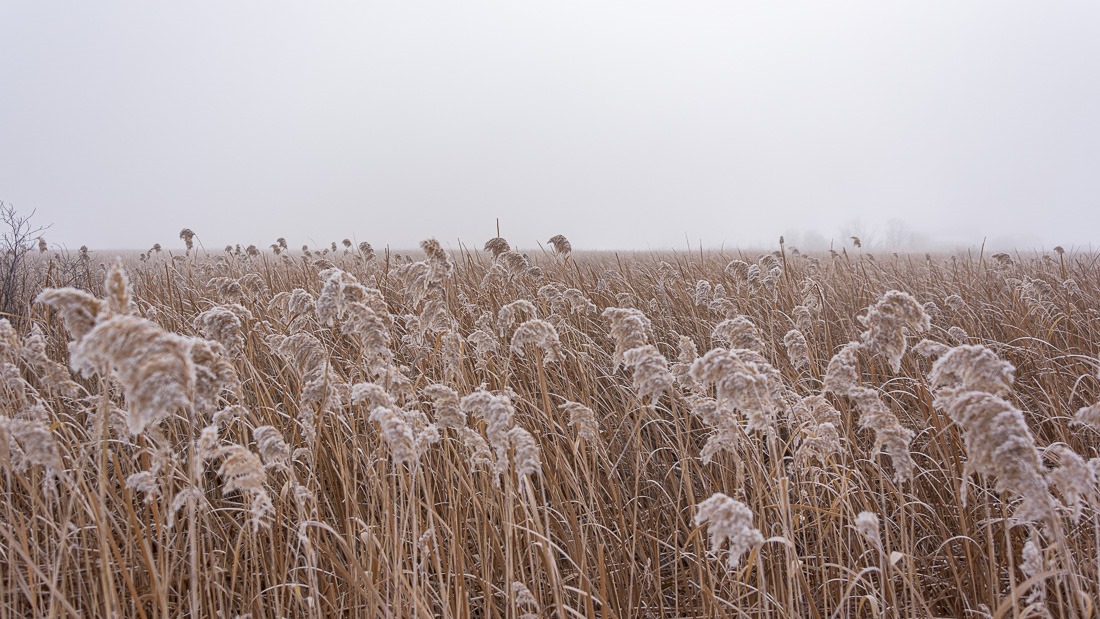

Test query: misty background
[1,2,1098,252]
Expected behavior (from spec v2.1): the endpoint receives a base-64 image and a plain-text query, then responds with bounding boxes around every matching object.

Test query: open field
[2,236,1099,618]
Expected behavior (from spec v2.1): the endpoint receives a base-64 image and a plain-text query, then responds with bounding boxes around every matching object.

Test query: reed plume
[857,290,929,372]
[458,426,494,472]
[510,319,562,364]
[686,395,740,465]
[498,251,531,276]
[560,400,599,443]
[460,388,540,484]
[783,328,811,375]
[1045,444,1098,522]
[690,347,784,435]
[671,334,699,388]
[560,288,597,315]
[215,444,273,529]
[70,314,194,435]
[935,389,1054,522]
[193,304,252,354]
[601,307,653,368]
[694,493,764,568]
[498,300,538,335]
[423,384,466,429]
[369,406,420,467]
[316,268,384,327]
[621,344,674,402]
[695,280,712,307]
[0,418,64,479]
[926,343,1015,395]
[19,323,81,397]
[253,425,292,470]
[712,316,764,352]
[104,260,134,316]
[824,340,915,482]
[420,238,454,279]
[351,382,397,411]
[853,511,882,549]
[35,288,104,343]
[483,237,510,257]
[547,234,572,256]
[790,394,842,468]
[512,581,541,619]
[466,328,499,368]
[846,387,916,483]
[179,228,196,252]
[268,332,344,412]
[508,426,541,478]
[190,338,239,413]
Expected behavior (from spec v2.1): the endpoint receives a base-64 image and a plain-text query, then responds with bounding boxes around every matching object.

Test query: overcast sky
[2,2,1098,252]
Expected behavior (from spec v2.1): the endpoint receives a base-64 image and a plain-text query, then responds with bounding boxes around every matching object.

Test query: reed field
[2,232,1099,618]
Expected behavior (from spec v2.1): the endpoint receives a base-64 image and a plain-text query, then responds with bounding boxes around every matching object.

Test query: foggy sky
[2,2,1098,252]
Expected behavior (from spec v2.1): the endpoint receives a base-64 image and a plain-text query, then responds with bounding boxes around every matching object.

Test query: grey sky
[2,2,1098,252]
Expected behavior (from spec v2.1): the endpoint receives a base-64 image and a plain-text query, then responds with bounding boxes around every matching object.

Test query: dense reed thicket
[2,236,1099,618]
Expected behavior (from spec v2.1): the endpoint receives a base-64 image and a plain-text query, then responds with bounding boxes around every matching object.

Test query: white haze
[1,2,1098,253]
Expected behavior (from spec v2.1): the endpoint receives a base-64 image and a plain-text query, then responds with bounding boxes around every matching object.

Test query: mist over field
[3,2,1100,252]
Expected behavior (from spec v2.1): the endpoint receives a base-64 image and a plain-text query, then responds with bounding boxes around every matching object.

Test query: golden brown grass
[1,240,1099,618]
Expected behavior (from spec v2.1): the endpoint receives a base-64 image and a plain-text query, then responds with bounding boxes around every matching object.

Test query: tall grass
[1,238,1098,617]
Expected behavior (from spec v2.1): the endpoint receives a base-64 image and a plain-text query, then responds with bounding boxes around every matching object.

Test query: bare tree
[1,202,49,321]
